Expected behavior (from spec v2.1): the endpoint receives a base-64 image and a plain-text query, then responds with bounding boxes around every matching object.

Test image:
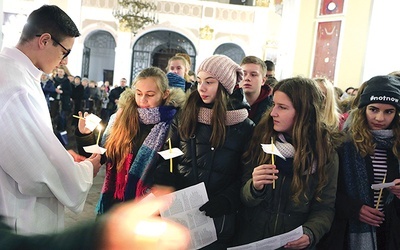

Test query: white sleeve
[0,89,93,212]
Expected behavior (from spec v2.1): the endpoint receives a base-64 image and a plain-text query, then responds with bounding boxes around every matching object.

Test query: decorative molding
[216,8,254,23]
[199,25,214,40]
[158,1,203,17]
[82,0,115,8]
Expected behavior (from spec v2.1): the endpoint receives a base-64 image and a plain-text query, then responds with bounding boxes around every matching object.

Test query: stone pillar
[65,0,83,76]
[113,31,133,85]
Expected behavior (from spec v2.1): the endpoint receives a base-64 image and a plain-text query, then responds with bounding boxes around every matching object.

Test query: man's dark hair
[265,76,278,88]
[264,60,275,71]
[19,5,80,44]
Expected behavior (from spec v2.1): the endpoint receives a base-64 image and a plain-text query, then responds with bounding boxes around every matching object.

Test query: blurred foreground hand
[100,195,190,250]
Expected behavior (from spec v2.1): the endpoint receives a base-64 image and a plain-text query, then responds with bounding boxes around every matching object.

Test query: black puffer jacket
[156,89,254,207]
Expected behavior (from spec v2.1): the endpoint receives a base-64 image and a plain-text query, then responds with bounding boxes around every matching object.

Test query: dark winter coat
[154,90,254,249]
[107,86,126,113]
[53,76,72,111]
[0,217,102,250]
[235,152,339,249]
[317,141,400,250]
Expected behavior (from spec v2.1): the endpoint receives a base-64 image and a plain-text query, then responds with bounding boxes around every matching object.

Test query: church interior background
[2,0,400,90]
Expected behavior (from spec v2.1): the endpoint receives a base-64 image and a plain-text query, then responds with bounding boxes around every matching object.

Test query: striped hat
[197,55,243,94]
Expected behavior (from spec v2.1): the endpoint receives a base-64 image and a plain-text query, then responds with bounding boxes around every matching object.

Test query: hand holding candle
[73,112,95,134]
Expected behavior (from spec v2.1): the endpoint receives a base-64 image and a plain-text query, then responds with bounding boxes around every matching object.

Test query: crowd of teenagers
[0,4,399,250]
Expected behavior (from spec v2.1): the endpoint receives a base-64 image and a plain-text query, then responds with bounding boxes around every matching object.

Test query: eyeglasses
[36,34,71,59]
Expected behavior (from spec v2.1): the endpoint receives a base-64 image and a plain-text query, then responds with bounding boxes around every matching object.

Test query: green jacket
[234,152,339,249]
[0,218,104,250]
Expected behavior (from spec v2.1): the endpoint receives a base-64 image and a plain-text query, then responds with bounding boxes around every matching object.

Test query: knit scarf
[342,129,394,249]
[273,134,316,176]
[96,106,177,214]
[197,107,248,125]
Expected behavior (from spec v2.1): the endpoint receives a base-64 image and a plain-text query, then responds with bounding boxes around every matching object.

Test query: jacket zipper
[205,147,216,186]
[273,175,286,234]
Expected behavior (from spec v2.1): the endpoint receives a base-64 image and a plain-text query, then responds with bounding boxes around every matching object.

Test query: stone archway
[131,30,196,81]
[82,30,116,85]
[214,43,245,64]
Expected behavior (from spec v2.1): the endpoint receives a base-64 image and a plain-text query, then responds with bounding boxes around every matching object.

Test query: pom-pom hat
[197,55,244,94]
[359,75,400,110]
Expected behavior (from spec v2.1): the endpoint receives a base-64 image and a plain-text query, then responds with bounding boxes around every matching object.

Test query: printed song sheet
[160,182,217,249]
[227,226,303,250]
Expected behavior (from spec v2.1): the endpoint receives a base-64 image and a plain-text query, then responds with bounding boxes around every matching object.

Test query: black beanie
[358,75,400,109]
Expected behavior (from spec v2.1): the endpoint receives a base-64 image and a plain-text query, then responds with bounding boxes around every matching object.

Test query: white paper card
[85,114,102,131]
[227,226,303,250]
[83,144,107,154]
[158,148,184,160]
[371,181,395,190]
[261,144,286,160]
[159,182,217,250]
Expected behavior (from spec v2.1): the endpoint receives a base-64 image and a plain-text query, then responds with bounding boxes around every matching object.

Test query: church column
[113,31,133,86]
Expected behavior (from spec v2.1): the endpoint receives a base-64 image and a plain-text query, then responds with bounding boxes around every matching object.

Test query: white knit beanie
[197,55,244,94]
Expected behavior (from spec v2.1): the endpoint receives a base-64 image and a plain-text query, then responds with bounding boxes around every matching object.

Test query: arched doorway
[81,30,116,85]
[214,43,245,64]
[131,31,196,81]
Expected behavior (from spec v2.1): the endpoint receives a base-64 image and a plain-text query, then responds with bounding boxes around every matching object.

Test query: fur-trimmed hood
[164,87,186,108]
[117,87,186,110]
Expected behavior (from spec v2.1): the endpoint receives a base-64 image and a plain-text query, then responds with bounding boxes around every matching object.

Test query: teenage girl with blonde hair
[76,67,185,214]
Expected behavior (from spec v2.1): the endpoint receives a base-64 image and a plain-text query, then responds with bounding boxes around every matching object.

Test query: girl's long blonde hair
[314,77,341,131]
[104,67,169,172]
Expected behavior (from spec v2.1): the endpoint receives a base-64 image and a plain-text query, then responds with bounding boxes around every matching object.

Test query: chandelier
[113,0,158,35]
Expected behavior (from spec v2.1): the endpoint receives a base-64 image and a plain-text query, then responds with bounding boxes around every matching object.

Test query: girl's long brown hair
[243,77,340,203]
[179,85,228,148]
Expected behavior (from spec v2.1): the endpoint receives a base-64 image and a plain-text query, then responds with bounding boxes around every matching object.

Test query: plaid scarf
[96,106,177,214]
